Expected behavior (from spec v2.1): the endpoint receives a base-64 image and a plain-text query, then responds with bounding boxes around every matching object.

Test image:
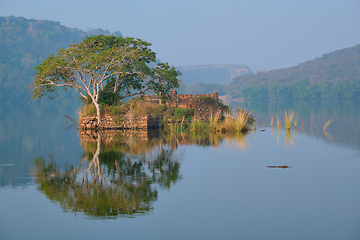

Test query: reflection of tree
[33,129,248,218]
[33,132,182,218]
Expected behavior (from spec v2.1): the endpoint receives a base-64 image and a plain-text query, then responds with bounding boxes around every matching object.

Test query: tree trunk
[94,102,101,126]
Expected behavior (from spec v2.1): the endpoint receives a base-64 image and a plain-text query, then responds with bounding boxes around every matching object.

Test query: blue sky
[1,0,359,71]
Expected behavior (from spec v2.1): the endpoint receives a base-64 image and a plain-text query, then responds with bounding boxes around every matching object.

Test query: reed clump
[276,115,281,129]
[189,119,209,132]
[284,110,295,130]
[208,113,220,131]
[185,108,251,133]
[219,109,252,133]
[294,114,298,130]
[323,118,335,131]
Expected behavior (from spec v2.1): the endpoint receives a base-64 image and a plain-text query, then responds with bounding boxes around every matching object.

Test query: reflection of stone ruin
[79,129,162,155]
[78,90,222,130]
[78,115,161,131]
[78,128,248,151]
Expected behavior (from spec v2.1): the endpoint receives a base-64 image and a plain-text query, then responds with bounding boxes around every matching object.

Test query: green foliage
[174,108,195,120]
[99,88,121,106]
[240,84,269,99]
[189,119,210,132]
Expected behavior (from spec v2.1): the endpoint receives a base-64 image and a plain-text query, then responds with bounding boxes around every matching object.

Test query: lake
[0,100,360,240]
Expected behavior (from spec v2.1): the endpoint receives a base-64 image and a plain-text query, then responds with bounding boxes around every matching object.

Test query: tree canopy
[31,35,180,124]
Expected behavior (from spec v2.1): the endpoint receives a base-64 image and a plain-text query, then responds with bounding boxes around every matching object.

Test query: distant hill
[224,44,360,99]
[177,64,252,85]
[0,16,122,104]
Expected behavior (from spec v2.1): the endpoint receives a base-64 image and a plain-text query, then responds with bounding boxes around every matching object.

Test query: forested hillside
[2,16,359,103]
[176,64,252,95]
[177,64,252,85]
[0,16,121,104]
[225,44,360,99]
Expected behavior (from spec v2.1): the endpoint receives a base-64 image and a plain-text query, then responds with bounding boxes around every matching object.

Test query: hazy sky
[1,0,359,71]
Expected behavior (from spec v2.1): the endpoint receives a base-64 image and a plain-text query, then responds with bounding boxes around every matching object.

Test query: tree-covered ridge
[236,78,360,100]
[0,16,121,66]
[225,44,360,99]
[177,64,252,85]
[0,16,122,104]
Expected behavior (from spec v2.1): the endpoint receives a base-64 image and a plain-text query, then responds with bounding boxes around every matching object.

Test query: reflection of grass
[285,129,294,147]
[324,130,334,140]
[223,132,248,151]
[161,129,248,150]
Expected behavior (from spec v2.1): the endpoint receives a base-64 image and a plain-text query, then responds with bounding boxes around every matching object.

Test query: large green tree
[31,35,180,124]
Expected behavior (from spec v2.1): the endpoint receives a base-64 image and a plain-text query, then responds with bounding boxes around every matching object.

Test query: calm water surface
[0,100,360,240]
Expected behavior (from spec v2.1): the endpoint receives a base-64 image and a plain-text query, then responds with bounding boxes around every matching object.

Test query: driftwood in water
[267,165,292,169]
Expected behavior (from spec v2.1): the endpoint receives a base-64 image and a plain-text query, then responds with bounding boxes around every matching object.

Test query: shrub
[174,108,195,120]
[99,88,121,106]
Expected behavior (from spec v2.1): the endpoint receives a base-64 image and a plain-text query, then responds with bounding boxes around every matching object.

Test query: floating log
[267,165,292,169]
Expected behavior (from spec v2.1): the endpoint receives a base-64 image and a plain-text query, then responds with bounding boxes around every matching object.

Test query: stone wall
[78,114,161,130]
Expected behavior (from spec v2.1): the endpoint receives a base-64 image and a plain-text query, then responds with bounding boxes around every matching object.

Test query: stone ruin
[78,90,223,130]
[145,90,222,121]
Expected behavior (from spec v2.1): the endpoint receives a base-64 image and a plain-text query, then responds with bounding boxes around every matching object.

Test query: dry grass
[294,114,298,130]
[323,118,336,140]
[323,118,336,131]
[189,119,208,132]
[129,99,162,118]
[208,113,220,131]
[276,115,281,129]
[79,104,97,117]
[234,110,251,132]
[221,110,251,132]
[284,110,295,130]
